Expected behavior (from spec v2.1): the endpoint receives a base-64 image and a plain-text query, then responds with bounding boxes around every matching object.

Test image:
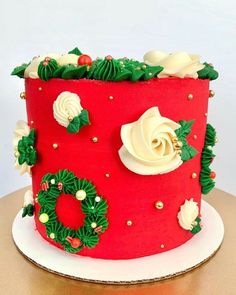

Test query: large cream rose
[118,107,183,175]
[177,198,199,230]
[143,51,204,79]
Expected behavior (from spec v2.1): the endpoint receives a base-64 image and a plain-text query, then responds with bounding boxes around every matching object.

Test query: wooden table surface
[0,187,235,295]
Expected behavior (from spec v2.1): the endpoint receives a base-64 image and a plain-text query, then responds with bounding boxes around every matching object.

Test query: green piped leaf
[11,63,28,78]
[68,47,82,55]
[22,204,34,218]
[191,217,202,234]
[175,120,197,162]
[197,63,219,80]
[67,109,90,134]
[62,65,87,79]
[143,66,163,80]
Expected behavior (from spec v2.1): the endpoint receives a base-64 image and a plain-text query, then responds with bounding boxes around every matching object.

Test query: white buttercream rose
[177,198,199,230]
[23,190,34,207]
[57,54,79,66]
[53,91,83,128]
[143,51,204,79]
[13,120,31,175]
[24,53,61,78]
[118,107,183,175]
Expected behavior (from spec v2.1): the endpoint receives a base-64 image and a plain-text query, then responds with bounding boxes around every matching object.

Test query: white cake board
[12,200,224,284]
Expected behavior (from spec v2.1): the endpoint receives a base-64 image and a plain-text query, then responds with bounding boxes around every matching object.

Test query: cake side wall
[25,78,209,259]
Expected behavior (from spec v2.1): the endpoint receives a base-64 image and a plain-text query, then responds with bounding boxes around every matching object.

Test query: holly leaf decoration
[175,120,197,162]
[197,62,219,80]
[143,66,163,80]
[62,65,87,79]
[191,217,202,234]
[17,129,37,165]
[11,63,28,78]
[22,204,35,218]
[67,109,90,134]
[68,47,82,56]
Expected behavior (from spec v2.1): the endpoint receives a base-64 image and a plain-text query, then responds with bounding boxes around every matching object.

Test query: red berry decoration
[78,54,92,66]
[66,236,81,248]
[106,55,113,61]
[210,171,216,179]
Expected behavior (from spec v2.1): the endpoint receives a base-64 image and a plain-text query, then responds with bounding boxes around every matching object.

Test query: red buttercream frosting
[25,77,209,259]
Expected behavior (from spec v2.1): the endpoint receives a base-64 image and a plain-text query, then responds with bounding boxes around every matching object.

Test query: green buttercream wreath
[200,124,217,194]
[17,129,37,166]
[37,169,108,253]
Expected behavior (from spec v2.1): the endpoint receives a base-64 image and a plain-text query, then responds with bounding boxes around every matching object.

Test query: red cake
[12,48,218,259]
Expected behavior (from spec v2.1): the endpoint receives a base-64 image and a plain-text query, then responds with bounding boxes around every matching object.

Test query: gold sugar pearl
[187,94,193,100]
[160,244,165,249]
[35,198,38,203]
[38,87,42,91]
[108,95,114,100]
[20,92,26,99]
[68,116,73,122]
[205,113,208,117]
[105,173,110,178]
[52,143,58,149]
[192,172,197,179]
[209,90,215,98]
[155,201,164,210]
[127,220,133,226]
[193,134,197,140]
[91,137,98,143]
[30,120,34,124]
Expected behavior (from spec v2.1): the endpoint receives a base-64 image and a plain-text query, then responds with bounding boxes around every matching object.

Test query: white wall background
[0,0,235,197]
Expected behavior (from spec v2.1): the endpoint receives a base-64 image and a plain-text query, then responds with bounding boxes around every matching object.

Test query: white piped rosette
[13,120,31,175]
[143,51,204,78]
[118,107,183,175]
[177,198,200,231]
[53,91,83,128]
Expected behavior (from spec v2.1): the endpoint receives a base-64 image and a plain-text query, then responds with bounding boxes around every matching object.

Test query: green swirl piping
[38,58,58,81]
[17,128,37,166]
[200,123,217,194]
[37,169,109,254]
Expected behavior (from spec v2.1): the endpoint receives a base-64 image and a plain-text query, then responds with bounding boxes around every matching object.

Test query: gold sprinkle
[192,172,197,179]
[193,134,197,140]
[155,201,164,210]
[38,87,42,91]
[160,244,165,249]
[68,116,73,122]
[92,137,98,143]
[20,92,26,99]
[205,113,208,117]
[187,94,193,100]
[127,220,133,226]
[209,90,215,98]
[35,198,38,203]
[52,143,58,149]
[108,95,114,100]
[105,173,110,178]
[30,120,34,124]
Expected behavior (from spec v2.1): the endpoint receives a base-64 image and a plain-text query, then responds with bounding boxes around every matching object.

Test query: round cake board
[12,200,224,284]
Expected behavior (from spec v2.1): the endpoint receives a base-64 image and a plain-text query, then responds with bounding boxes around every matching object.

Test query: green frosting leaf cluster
[11,63,29,78]
[37,169,109,254]
[67,109,90,134]
[38,58,59,81]
[22,204,34,218]
[17,129,37,166]
[175,120,198,162]
[197,63,219,80]
[200,123,217,194]
[191,217,202,234]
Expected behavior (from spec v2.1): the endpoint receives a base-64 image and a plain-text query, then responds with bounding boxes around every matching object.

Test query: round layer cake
[12,49,218,259]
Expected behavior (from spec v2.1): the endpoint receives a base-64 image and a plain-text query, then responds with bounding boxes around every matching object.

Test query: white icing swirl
[53,91,83,128]
[13,120,31,175]
[118,107,182,175]
[177,198,199,230]
[57,54,79,66]
[23,190,34,207]
[143,51,204,79]
[24,53,61,78]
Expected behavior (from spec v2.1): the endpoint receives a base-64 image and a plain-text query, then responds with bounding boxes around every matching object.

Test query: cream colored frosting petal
[143,50,168,66]
[57,54,79,66]
[23,190,34,206]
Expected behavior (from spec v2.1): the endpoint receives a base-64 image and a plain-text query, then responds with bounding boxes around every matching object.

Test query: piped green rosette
[67,109,90,134]
[38,57,59,81]
[37,169,108,253]
[197,62,218,80]
[200,124,217,194]
[175,120,197,162]
[17,129,37,166]
[191,216,202,234]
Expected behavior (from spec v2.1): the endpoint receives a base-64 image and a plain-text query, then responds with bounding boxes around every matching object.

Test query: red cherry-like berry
[105,55,113,61]
[78,54,92,66]
[210,171,216,179]
[71,238,81,248]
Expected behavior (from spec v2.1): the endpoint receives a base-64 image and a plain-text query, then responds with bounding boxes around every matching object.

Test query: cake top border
[11,47,219,82]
